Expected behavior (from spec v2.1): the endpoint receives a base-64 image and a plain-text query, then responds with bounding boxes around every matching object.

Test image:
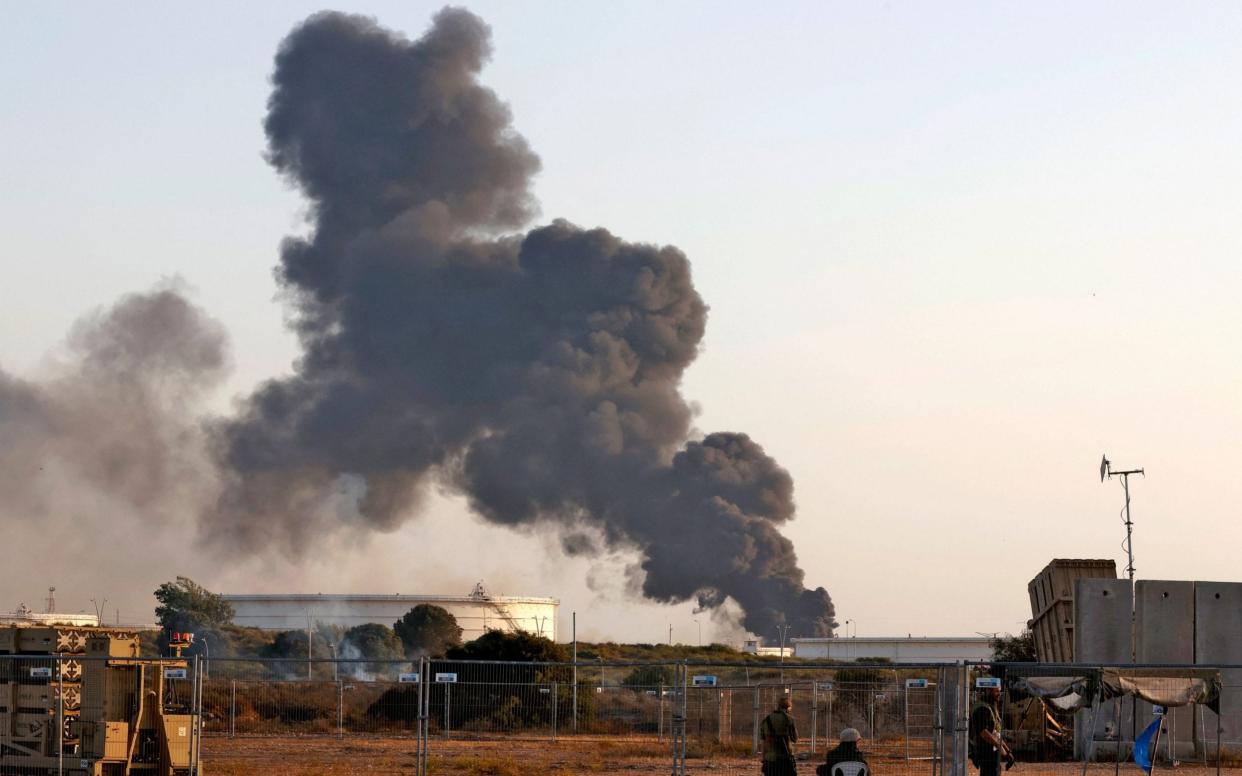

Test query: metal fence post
[870,692,876,739]
[811,681,818,754]
[905,680,910,762]
[445,681,452,738]
[57,656,64,776]
[752,684,761,754]
[933,667,943,776]
[551,682,558,741]
[572,615,578,735]
[1216,681,1222,776]
[337,679,344,738]
[681,661,689,775]
[418,656,428,776]
[659,681,665,741]
[230,679,236,738]
[189,655,199,776]
[828,683,834,747]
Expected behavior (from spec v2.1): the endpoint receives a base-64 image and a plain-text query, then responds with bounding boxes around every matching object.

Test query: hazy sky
[3,2,1241,644]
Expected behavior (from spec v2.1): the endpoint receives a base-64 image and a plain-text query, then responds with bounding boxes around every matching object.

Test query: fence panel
[6,654,1224,775]
[658,662,949,776]
[975,661,1236,776]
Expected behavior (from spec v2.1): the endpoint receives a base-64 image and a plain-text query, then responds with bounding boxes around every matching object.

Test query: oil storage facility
[222,583,558,641]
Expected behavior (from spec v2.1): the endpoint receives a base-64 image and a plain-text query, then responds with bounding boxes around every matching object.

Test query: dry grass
[202,736,1242,776]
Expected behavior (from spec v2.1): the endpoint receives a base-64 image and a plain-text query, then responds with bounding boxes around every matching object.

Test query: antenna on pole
[45,587,56,614]
[1100,454,1144,583]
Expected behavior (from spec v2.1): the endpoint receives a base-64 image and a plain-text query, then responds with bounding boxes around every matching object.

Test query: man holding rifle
[970,685,1016,776]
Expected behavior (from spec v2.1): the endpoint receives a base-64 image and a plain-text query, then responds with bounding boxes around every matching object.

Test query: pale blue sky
[3,2,1241,641]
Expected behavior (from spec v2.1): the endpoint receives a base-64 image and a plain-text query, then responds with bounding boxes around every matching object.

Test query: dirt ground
[202,737,1240,776]
[203,736,671,775]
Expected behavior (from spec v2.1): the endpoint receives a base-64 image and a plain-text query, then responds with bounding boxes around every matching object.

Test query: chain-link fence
[971,662,1236,776]
[10,655,1242,775]
[191,659,953,775]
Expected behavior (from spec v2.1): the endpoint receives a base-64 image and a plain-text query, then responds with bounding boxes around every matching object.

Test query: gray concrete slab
[1136,580,1197,759]
[1074,578,1132,664]
[1136,580,1195,663]
[1074,578,1133,758]
[1196,581,1242,753]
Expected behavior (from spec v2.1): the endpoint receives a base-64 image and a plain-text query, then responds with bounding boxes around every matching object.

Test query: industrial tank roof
[221,593,559,604]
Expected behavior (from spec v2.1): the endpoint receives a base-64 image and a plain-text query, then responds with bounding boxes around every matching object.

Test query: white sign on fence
[818,682,834,692]
[29,667,52,679]
[692,675,717,687]
[435,672,458,683]
[539,687,551,694]
[906,678,929,689]
[398,673,421,684]
[164,668,188,680]
[975,677,1002,689]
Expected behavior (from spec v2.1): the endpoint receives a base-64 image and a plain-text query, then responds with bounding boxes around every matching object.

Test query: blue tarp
[1133,716,1162,772]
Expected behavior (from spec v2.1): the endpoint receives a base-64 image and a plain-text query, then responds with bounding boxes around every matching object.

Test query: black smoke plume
[208,8,835,637]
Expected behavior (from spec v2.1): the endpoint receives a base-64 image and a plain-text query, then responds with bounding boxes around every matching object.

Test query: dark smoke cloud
[0,285,228,522]
[207,7,835,637]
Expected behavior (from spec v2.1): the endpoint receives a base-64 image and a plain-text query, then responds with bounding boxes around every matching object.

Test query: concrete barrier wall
[1196,581,1242,750]
[1136,581,1198,759]
[1074,579,1132,664]
[1074,579,1132,758]
[1135,580,1195,663]
[1073,576,1242,760]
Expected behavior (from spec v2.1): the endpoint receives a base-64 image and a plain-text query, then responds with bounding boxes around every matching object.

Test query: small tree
[990,629,1037,662]
[154,577,234,631]
[342,623,405,674]
[446,629,568,662]
[393,604,463,657]
[621,664,675,690]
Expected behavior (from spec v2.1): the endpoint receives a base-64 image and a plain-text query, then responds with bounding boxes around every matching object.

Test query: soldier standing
[761,696,799,776]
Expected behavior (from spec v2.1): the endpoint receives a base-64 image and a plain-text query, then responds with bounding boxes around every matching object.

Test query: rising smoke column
[210,8,836,637]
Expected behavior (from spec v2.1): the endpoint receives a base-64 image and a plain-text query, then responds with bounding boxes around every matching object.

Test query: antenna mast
[1100,455,1144,583]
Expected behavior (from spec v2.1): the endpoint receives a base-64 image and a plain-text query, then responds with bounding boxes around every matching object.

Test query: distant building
[791,636,993,663]
[741,640,793,657]
[0,602,100,628]
[222,583,558,642]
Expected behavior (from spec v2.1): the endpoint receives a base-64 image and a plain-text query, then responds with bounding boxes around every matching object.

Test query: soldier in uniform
[970,685,1015,776]
[761,696,799,776]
